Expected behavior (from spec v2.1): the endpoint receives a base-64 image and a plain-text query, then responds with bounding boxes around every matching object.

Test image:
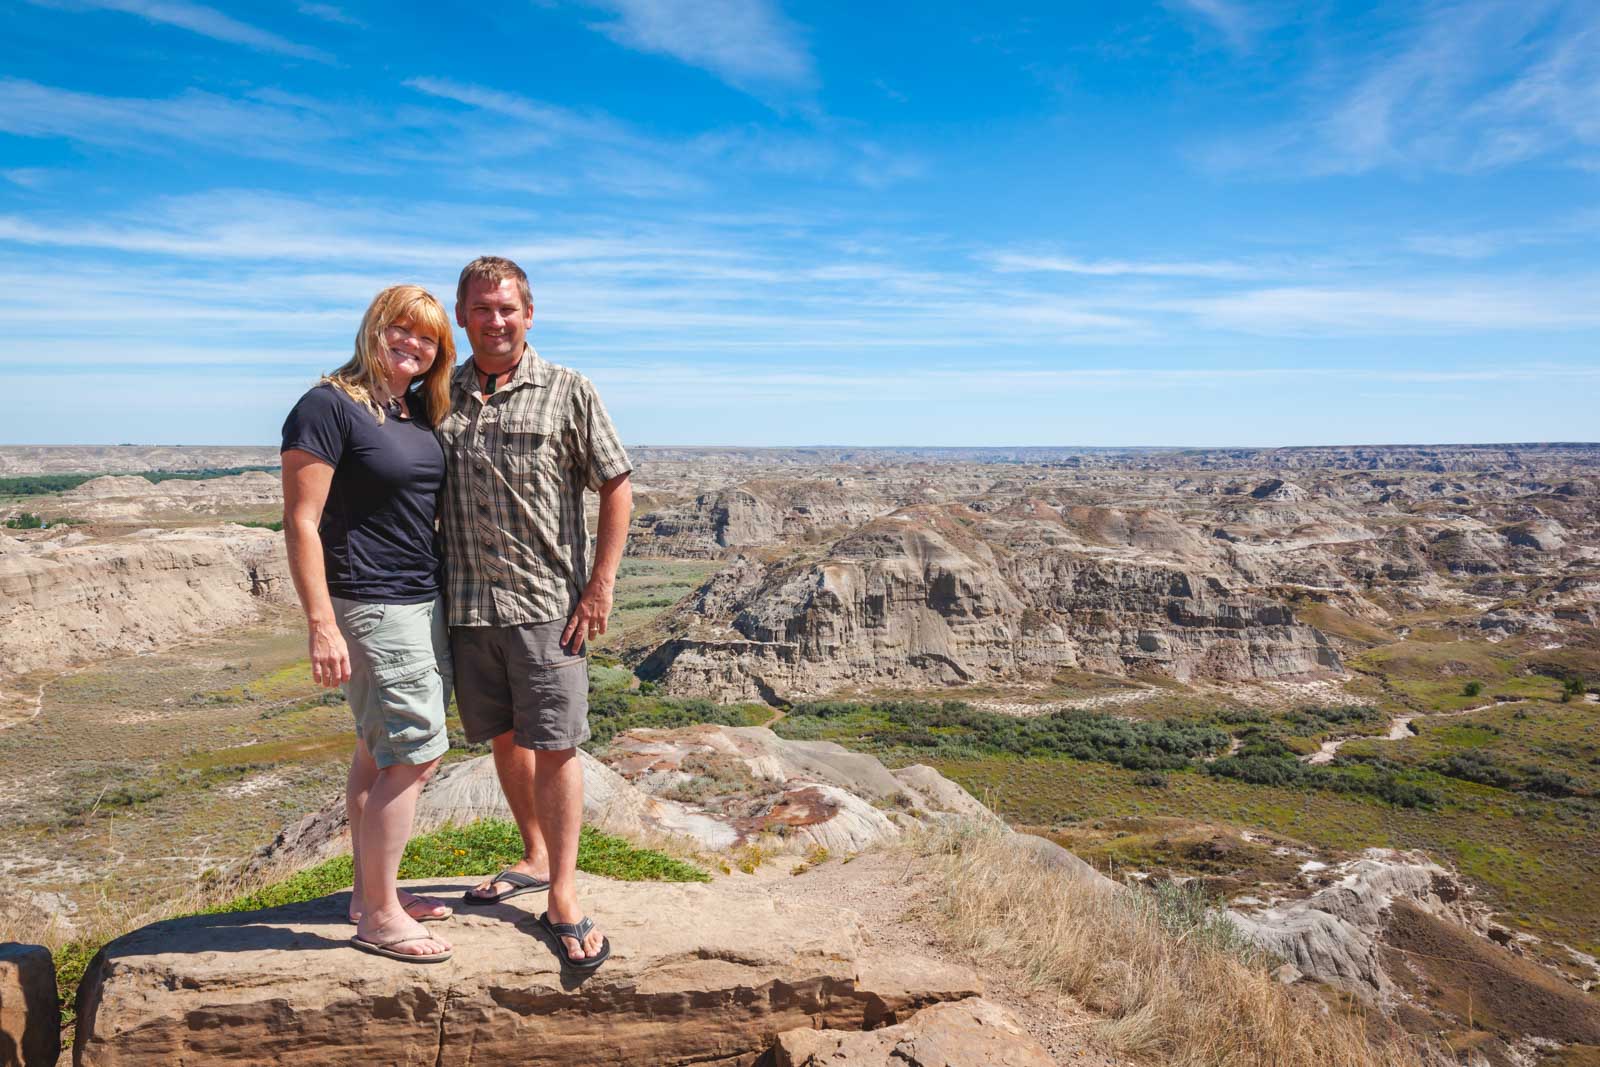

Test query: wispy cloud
[984,250,1261,279]
[403,77,631,147]
[24,0,332,61]
[407,77,917,192]
[1167,0,1262,51]
[1172,279,1600,333]
[295,2,362,27]
[585,0,815,98]
[1203,0,1600,175]
[0,78,362,167]
[1,169,54,189]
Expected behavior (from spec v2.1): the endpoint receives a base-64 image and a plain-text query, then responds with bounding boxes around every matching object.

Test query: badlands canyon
[2,442,1598,1066]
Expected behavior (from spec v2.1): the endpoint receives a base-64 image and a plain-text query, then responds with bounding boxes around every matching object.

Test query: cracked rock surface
[72,873,980,1066]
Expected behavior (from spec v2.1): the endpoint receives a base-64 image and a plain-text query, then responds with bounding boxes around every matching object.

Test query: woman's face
[382,320,440,380]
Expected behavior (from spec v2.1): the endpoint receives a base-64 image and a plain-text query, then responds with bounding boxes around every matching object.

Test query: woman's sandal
[350,935,453,964]
[538,912,611,972]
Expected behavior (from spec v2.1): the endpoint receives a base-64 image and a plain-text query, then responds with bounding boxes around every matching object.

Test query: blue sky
[2,0,1597,447]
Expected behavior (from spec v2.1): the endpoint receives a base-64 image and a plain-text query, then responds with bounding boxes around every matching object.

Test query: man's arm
[562,471,632,653]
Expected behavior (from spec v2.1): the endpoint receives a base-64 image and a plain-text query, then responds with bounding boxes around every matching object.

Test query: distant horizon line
[5,441,1600,452]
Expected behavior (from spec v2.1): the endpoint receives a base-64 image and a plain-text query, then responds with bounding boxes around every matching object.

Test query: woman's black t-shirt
[280,382,445,603]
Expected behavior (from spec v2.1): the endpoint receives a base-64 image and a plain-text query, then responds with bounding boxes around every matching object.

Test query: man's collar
[453,343,546,393]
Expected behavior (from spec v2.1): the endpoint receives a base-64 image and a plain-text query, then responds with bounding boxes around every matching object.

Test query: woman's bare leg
[346,738,379,921]
[352,758,450,956]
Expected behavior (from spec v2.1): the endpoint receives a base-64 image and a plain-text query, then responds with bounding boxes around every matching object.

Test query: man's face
[457,277,531,363]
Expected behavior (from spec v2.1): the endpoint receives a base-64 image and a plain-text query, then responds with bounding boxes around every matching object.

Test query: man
[438,255,633,969]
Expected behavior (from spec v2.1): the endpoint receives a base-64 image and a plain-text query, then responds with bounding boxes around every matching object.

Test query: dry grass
[911,824,1443,1067]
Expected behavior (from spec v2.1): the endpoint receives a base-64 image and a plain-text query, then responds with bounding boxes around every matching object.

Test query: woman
[280,285,458,964]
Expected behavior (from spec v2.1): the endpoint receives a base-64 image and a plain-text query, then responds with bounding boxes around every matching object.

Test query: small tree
[1463,681,1483,698]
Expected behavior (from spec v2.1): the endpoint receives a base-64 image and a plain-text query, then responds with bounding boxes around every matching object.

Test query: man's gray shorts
[451,619,590,750]
[331,596,452,769]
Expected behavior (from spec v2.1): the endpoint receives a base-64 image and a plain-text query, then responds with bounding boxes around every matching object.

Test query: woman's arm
[281,449,348,688]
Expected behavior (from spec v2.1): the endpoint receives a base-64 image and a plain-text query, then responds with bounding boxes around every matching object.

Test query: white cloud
[1,168,54,188]
[0,78,362,167]
[985,251,1261,280]
[1203,0,1600,175]
[586,0,814,96]
[1167,0,1262,51]
[1173,280,1600,333]
[295,2,362,27]
[24,0,332,61]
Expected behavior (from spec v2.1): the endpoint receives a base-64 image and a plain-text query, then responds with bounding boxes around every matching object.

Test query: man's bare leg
[467,730,552,899]
[353,759,451,957]
[535,747,603,960]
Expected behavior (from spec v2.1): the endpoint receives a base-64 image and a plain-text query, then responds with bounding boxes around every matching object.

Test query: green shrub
[778,699,1229,771]
[584,688,767,750]
[1464,681,1484,697]
[1520,768,1581,799]
[1434,751,1517,790]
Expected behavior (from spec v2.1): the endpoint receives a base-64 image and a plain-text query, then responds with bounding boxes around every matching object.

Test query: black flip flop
[538,912,611,973]
[461,869,550,905]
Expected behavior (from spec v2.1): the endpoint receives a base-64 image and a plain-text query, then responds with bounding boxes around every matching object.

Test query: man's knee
[532,745,577,768]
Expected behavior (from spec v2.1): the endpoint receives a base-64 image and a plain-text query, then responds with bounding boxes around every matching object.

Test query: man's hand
[309,620,351,688]
[562,579,614,654]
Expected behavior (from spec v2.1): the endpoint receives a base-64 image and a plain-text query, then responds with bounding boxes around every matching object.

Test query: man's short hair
[457,256,533,311]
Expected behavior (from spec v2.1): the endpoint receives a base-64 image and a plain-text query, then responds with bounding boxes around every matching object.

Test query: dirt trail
[1301,699,1529,765]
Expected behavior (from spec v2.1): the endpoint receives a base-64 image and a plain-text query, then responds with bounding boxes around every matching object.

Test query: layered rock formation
[629,480,896,558]
[0,526,289,681]
[636,505,1342,700]
[54,472,282,522]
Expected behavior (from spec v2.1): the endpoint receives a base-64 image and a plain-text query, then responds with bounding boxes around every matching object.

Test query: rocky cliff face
[635,505,1341,700]
[0,526,289,681]
[54,472,283,522]
[629,479,895,558]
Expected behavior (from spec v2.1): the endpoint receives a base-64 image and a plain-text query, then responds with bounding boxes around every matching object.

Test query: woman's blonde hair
[323,285,456,424]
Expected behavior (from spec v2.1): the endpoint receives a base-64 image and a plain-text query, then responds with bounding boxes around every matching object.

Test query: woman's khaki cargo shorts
[331,595,452,769]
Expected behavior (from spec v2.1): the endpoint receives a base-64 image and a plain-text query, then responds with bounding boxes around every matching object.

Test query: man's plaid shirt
[437,344,632,627]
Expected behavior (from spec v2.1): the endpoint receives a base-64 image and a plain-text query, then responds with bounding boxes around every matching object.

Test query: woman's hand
[309,619,351,688]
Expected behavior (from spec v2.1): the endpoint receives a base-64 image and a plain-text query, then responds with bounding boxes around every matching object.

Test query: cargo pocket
[375,662,449,751]
[335,601,387,642]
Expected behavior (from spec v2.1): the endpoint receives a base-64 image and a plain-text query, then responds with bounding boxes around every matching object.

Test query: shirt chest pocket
[497,412,566,478]
[436,409,471,445]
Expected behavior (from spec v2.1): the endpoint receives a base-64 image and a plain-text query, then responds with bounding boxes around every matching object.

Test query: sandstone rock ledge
[74,873,981,1066]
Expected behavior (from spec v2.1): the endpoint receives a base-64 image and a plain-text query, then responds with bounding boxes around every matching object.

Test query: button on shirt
[436,345,632,627]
